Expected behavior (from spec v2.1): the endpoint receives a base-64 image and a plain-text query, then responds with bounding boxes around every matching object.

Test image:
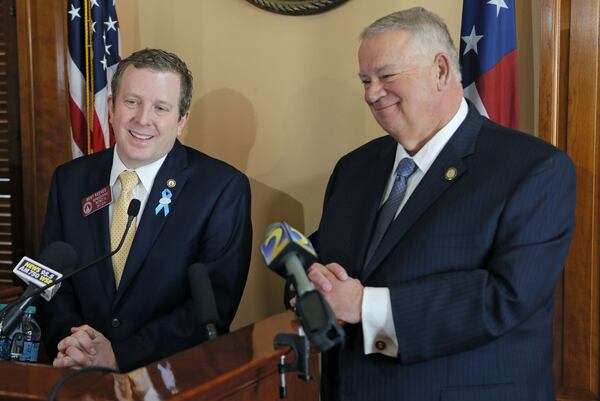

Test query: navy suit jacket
[314,105,575,401]
[40,140,252,371]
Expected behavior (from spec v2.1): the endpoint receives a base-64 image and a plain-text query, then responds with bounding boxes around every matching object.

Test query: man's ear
[176,111,190,137]
[434,53,453,90]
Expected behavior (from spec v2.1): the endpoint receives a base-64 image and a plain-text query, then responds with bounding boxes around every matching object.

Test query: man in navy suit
[41,49,252,371]
[307,7,575,401]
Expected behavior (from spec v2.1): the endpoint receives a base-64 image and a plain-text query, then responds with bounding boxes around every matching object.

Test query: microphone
[260,222,344,352]
[0,242,77,335]
[0,199,141,333]
[12,244,75,301]
[188,263,220,340]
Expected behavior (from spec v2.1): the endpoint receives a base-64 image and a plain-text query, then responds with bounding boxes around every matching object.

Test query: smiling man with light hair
[40,48,252,372]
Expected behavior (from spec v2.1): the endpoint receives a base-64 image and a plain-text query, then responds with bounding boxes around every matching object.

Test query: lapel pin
[155,188,173,216]
[444,167,458,181]
[167,179,176,188]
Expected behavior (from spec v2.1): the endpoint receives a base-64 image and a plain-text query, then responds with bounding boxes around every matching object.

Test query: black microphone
[0,198,141,333]
[0,242,77,335]
[260,222,344,352]
[188,263,220,340]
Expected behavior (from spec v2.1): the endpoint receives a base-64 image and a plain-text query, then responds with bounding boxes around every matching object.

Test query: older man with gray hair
[306,7,574,401]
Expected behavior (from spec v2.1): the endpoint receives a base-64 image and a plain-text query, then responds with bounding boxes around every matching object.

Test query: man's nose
[364,81,386,104]
[135,105,152,125]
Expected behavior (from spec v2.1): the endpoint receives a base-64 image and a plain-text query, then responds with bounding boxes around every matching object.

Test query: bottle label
[0,336,10,360]
[10,332,24,361]
[20,341,39,362]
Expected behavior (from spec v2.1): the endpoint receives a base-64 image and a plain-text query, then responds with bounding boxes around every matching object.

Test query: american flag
[67,0,120,157]
[459,0,519,129]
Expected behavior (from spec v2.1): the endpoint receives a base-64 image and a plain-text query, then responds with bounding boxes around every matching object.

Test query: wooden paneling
[0,0,25,284]
[540,0,600,400]
[16,0,71,256]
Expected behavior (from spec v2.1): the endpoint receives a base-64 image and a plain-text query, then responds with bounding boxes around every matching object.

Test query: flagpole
[83,0,92,155]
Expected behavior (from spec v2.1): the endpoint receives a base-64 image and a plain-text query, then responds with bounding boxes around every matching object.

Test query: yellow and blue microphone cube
[261,222,317,276]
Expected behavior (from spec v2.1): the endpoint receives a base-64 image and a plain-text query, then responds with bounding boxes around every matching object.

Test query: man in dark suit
[41,49,252,372]
[307,7,575,401]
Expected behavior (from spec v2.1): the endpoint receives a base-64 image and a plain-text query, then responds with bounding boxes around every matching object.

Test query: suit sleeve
[111,173,252,371]
[390,151,576,364]
[39,168,85,359]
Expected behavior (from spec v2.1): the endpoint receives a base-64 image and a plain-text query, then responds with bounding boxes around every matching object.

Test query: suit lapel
[359,107,483,282]
[113,141,189,305]
[82,149,116,300]
[350,139,397,276]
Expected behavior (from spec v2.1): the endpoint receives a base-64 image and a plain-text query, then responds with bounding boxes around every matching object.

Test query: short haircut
[111,48,193,120]
[360,7,462,82]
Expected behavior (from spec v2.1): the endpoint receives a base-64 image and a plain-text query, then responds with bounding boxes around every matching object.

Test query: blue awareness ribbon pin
[155,188,172,216]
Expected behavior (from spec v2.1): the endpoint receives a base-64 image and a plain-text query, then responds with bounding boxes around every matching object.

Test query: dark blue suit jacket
[314,105,575,401]
[40,140,252,371]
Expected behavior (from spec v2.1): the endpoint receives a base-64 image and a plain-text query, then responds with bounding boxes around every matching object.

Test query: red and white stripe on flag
[67,0,120,158]
[459,0,519,129]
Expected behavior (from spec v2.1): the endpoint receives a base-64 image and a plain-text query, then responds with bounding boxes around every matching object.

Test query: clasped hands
[54,325,118,370]
[296,262,364,324]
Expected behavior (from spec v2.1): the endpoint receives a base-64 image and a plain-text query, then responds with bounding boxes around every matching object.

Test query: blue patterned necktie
[364,157,417,267]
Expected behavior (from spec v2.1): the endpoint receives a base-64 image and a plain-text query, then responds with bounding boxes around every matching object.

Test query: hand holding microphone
[261,222,344,352]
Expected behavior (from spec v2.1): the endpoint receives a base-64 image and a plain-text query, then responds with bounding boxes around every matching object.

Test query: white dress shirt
[108,148,167,228]
[362,99,469,357]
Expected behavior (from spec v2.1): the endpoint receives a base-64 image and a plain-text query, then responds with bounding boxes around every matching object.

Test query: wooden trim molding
[540,0,600,399]
[16,0,71,255]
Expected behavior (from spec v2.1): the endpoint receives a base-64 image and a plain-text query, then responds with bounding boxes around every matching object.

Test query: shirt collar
[110,147,168,193]
[392,98,468,174]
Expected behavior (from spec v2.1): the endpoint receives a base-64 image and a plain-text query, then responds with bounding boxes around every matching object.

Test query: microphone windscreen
[127,199,141,218]
[188,263,220,325]
[38,241,78,276]
[261,222,317,276]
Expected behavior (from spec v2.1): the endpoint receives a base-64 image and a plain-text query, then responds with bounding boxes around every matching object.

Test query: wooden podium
[0,311,319,401]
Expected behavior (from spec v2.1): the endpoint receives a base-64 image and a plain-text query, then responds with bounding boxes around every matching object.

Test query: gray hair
[361,7,462,82]
[111,48,193,120]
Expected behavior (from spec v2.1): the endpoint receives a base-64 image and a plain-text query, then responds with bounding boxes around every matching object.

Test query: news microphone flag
[261,222,317,277]
[459,0,519,129]
[13,257,64,302]
[67,0,120,158]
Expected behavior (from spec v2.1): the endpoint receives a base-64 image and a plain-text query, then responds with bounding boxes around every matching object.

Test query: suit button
[111,318,120,328]
[375,340,386,351]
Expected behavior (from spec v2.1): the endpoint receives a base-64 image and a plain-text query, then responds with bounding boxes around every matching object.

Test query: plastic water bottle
[0,334,9,360]
[9,330,23,361]
[0,304,10,360]
[19,306,41,362]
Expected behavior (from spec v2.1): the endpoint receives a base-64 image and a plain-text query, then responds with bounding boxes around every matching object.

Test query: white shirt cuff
[361,286,398,357]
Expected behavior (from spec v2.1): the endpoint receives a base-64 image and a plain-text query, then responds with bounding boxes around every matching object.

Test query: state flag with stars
[459,0,519,129]
[67,0,120,158]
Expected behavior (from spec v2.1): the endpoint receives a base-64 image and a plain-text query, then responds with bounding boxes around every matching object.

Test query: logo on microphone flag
[13,257,64,301]
[261,222,316,267]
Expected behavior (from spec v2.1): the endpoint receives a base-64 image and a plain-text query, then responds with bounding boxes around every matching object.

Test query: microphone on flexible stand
[0,242,77,335]
[0,199,141,334]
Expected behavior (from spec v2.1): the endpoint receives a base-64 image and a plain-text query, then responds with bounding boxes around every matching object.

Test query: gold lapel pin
[167,179,176,188]
[444,167,458,181]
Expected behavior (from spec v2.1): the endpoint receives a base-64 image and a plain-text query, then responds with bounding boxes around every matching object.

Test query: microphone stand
[0,199,141,335]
